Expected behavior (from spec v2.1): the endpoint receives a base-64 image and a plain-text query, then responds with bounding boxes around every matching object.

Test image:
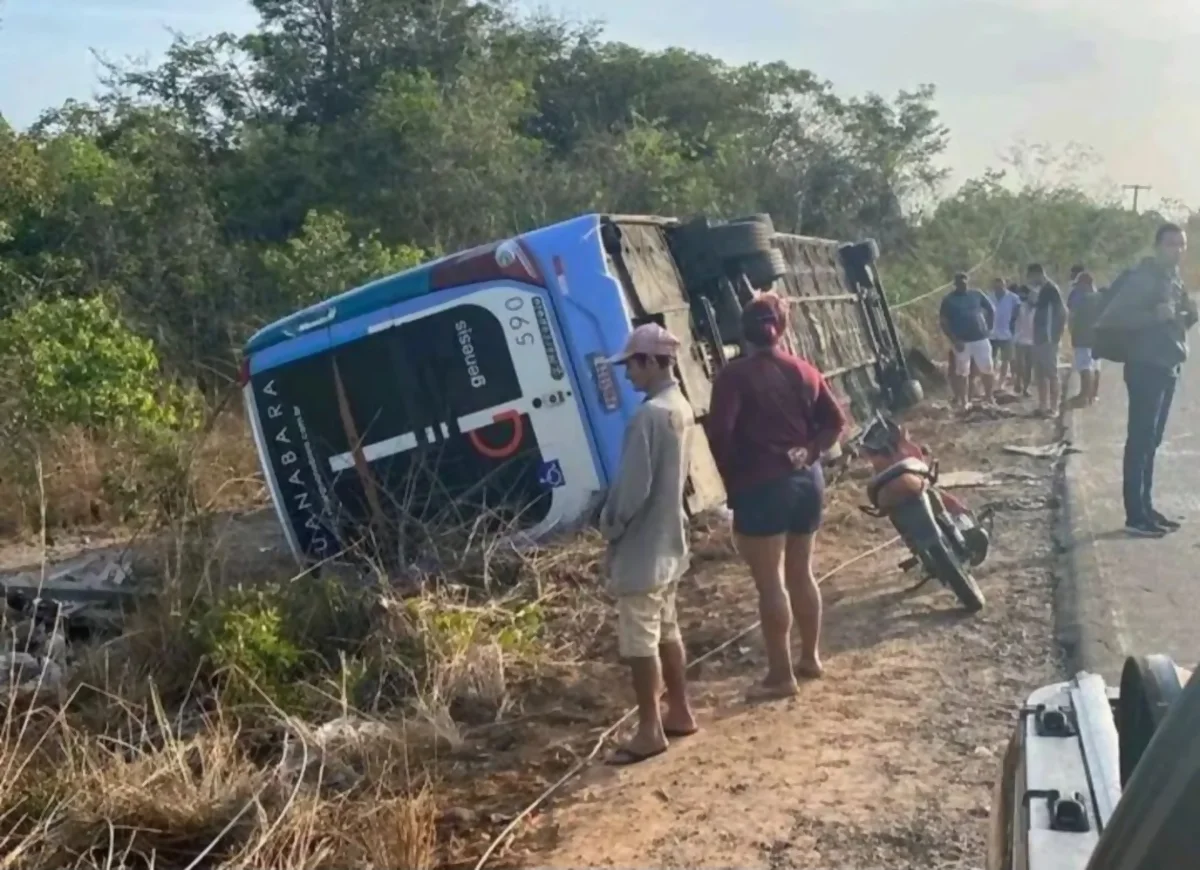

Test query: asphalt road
[1064,361,1200,680]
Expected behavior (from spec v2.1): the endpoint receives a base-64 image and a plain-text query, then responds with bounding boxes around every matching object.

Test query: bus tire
[740,249,788,289]
[710,221,774,259]
[675,243,723,287]
[728,213,775,230]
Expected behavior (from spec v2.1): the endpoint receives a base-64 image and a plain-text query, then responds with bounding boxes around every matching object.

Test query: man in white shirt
[599,322,698,764]
[988,277,1020,389]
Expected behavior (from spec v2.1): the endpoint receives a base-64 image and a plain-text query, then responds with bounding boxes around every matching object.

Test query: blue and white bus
[239,213,911,566]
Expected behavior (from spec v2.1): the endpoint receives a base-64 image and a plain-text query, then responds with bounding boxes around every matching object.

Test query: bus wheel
[710,220,774,259]
[740,249,788,289]
[727,213,775,230]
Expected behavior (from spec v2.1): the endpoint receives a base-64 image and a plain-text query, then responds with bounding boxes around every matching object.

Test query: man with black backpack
[1093,223,1198,538]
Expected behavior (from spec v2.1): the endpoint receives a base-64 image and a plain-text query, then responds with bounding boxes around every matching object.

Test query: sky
[2,0,1199,211]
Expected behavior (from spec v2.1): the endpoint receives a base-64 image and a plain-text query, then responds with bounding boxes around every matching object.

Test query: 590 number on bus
[505,295,565,380]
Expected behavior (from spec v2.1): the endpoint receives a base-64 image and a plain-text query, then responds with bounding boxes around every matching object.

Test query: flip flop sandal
[607,745,668,767]
[663,726,699,738]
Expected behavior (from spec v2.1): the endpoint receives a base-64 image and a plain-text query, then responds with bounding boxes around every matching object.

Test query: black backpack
[1092,269,1134,363]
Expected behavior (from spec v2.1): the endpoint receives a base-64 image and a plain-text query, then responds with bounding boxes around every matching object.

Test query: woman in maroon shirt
[706,293,848,698]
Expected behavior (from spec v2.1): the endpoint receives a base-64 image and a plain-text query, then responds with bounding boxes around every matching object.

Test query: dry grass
[0,413,624,869]
[0,414,262,541]
[0,688,441,869]
[0,389,943,869]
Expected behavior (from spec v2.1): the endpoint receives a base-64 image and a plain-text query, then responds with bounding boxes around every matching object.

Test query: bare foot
[661,708,698,737]
[796,658,824,679]
[746,678,799,701]
[608,730,668,766]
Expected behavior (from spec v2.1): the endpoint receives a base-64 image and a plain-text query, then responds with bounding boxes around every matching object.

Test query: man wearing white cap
[598,322,699,765]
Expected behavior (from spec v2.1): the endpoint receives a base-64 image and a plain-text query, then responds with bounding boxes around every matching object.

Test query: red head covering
[741,292,788,347]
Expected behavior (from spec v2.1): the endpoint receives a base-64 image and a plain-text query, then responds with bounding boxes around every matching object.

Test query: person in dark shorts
[706,293,847,698]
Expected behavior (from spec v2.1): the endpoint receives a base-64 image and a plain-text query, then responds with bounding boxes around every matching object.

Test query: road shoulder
[520,404,1063,869]
[1056,407,1127,679]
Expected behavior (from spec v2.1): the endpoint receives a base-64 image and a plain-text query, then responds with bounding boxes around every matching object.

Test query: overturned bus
[239,213,918,566]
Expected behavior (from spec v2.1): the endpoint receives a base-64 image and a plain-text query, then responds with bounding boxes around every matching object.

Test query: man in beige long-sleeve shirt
[599,323,698,765]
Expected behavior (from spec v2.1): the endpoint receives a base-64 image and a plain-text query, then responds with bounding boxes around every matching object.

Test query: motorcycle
[853,412,989,612]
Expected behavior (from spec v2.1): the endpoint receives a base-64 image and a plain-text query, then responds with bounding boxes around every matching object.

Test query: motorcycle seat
[867,457,932,508]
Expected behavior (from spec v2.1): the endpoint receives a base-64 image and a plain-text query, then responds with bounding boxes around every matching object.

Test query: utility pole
[1123,184,1152,213]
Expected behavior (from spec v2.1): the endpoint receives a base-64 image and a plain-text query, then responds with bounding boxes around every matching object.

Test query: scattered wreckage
[0,551,133,696]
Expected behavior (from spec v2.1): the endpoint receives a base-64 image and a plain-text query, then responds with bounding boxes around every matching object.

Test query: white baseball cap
[607,323,682,364]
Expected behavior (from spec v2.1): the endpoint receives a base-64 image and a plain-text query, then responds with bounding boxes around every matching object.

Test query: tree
[260,209,425,309]
[1,0,1166,385]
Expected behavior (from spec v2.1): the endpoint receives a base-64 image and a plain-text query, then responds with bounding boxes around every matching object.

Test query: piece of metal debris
[1002,442,1082,459]
[938,471,1004,489]
[0,651,64,695]
[1,552,138,605]
[939,469,1046,489]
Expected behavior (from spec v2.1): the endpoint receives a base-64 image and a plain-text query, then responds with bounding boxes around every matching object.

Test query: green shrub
[0,295,196,440]
[191,585,305,708]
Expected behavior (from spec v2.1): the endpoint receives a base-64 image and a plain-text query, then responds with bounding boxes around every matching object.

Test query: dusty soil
[498,400,1065,870]
[0,396,1068,870]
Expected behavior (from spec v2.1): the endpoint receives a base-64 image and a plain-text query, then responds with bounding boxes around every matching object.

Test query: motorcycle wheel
[927,541,985,613]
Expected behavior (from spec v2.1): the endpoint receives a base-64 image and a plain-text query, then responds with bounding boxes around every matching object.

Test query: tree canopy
[0,0,1180,392]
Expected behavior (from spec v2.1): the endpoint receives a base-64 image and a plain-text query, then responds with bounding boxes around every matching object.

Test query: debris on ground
[0,551,134,698]
[1002,442,1082,459]
[961,403,1022,422]
[1,551,135,604]
[981,495,1059,513]
[0,650,65,697]
[938,469,1045,489]
[0,391,1065,869]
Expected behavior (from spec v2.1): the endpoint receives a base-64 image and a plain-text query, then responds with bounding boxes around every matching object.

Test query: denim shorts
[730,465,825,538]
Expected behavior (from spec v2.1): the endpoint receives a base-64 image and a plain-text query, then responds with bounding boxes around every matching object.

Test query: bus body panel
[246,274,601,564]
[245,268,432,356]
[243,211,911,566]
[519,214,641,486]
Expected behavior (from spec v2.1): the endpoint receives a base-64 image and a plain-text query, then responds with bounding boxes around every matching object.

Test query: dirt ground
[500,400,1065,870]
[0,395,1068,870]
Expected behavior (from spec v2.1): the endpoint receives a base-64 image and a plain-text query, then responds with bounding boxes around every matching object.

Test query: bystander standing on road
[1067,264,1086,308]
[939,272,996,409]
[598,323,699,765]
[1065,270,1103,408]
[706,293,847,699]
[1094,222,1199,538]
[1067,264,1085,301]
[1012,283,1036,396]
[1026,263,1066,417]
[988,277,1020,390]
